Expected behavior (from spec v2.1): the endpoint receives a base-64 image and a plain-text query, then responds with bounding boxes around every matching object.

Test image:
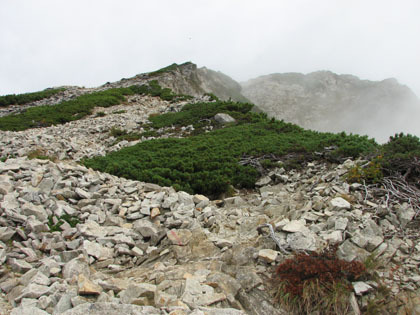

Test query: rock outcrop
[241,71,420,142]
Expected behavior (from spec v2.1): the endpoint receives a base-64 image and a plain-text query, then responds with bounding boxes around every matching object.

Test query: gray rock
[0,226,16,242]
[181,277,226,307]
[337,239,370,262]
[133,219,159,238]
[16,283,50,301]
[396,205,416,227]
[11,305,50,315]
[166,229,192,246]
[352,281,373,295]
[282,219,308,233]
[256,176,272,187]
[287,231,317,251]
[60,303,161,315]
[258,249,279,263]
[330,197,351,210]
[9,258,33,273]
[62,257,90,280]
[82,240,113,260]
[22,204,48,221]
[53,291,77,315]
[214,113,236,124]
[334,217,348,231]
[118,283,156,305]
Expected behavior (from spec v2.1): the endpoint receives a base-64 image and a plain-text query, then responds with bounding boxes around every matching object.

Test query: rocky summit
[0,65,420,315]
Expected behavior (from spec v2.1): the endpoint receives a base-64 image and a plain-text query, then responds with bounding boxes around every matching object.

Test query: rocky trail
[1,92,420,315]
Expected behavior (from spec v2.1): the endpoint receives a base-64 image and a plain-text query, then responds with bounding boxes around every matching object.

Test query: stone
[167,229,192,246]
[59,303,160,315]
[282,219,308,233]
[150,207,160,219]
[337,239,370,262]
[16,283,50,301]
[0,181,13,194]
[330,197,351,210]
[54,292,76,314]
[75,187,92,199]
[321,230,342,244]
[214,113,235,124]
[352,281,373,295]
[181,277,226,307]
[78,274,103,295]
[62,257,90,280]
[396,205,416,227]
[0,226,15,241]
[11,305,50,315]
[255,176,272,187]
[82,240,113,260]
[133,219,159,238]
[287,231,317,251]
[119,283,157,305]
[9,258,33,273]
[258,249,279,263]
[22,203,48,221]
[334,217,348,231]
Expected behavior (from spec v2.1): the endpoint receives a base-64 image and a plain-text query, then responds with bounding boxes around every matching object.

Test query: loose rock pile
[1,92,420,314]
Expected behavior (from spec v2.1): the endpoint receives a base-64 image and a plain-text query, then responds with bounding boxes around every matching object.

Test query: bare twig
[257,223,290,255]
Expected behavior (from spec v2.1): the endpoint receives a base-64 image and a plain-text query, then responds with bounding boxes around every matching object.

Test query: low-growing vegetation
[48,214,79,232]
[26,149,57,162]
[149,61,193,76]
[0,87,66,107]
[83,100,377,196]
[0,81,188,131]
[272,245,367,314]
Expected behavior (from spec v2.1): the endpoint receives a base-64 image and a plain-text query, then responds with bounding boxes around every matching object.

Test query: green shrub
[83,101,377,197]
[95,111,106,117]
[0,81,181,131]
[149,62,193,76]
[0,88,65,107]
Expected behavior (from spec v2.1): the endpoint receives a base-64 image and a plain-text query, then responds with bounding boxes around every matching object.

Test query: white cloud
[0,0,419,96]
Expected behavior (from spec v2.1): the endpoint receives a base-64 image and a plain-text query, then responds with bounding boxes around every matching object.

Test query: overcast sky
[1,0,419,96]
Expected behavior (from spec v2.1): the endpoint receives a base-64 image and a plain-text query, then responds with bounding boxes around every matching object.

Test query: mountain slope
[105,62,249,103]
[241,71,420,142]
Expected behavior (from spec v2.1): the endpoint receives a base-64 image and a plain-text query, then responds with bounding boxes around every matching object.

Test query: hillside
[0,64,420,314]
[241,71,420,143]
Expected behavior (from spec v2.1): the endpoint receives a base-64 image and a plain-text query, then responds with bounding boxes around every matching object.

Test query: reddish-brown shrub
[274,245,366,297]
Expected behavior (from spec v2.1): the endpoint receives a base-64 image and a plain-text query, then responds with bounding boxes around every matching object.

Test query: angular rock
[60,303,160,315]
[330,197,351,210]
[287,231,317,251]
[119,283,156,305]
[0,226,15,242]
[282,219,308,233]
[78,274,103,295]
[11,305,50,315]
[167,229,192,246]
[337,239,370,262]
[82,240,113,260]
[214,113,235,124]
[9,258,33,273]
[258,249,279,263]
[133,219,159,238]
[352,281,373,295]
[62,257,90,280]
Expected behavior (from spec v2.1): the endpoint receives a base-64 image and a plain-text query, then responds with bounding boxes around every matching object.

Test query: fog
[1,0,420,140]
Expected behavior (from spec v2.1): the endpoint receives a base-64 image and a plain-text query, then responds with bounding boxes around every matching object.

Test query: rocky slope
[102,62,248,103]
[1,70,420,314]
[241,71,420,142]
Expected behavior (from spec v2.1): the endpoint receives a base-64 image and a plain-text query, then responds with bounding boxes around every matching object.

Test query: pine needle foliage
[83,100,377,196]
[0,87,66,107]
